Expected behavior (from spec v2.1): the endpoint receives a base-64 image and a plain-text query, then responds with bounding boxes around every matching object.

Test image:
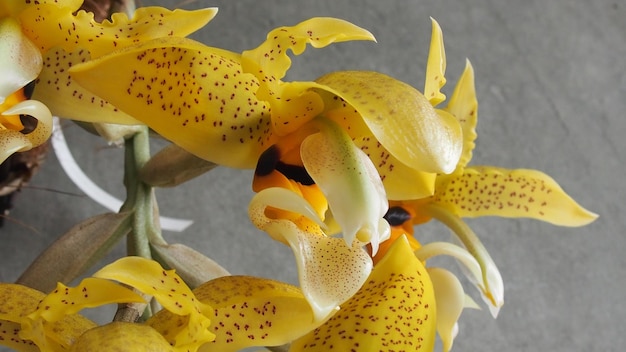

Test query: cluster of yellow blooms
[0,0,596,351]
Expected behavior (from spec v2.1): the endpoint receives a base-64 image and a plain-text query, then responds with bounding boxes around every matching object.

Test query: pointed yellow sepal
[435,166,598,226]
[290,235,437,351]
[424,18,447,107]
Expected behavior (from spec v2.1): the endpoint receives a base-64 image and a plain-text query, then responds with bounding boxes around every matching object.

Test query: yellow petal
[435,166,598,226]
[19,5,217,58]
[316,70,463,174]
[93,256,215,350]
[0,319,40,352]
[424,18,447,107]
[149,276,325,352]
[0,18,42,103]
[33,47,141,124]
[301,118,390,250]
[290,235,437,352]
[428,267,465,352]
[70,37,273,168]
[443,59,478,171]
[241,17,375,136]
[249,187,373,321]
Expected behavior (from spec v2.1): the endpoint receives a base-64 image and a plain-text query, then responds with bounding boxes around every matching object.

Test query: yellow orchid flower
[290,235,437,352]
[364,19,597,351]
[1,0,216,125]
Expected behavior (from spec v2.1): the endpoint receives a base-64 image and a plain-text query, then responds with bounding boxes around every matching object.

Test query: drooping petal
[428,267,465,352]
[149,276,327,352]
[249,187,372,321]
[301,118,390,252]
[316,70,463,174]
[442,59,478,171]
[70,37,273,168]
[290,235,437,352]
[93,256,215,350]
[241,17,375,135]
[414,241,483,289]
[435,166,598,226]
[18,5,217,58]
[424,18,447,107]
[33,47,141,124]
[0,18,42,103]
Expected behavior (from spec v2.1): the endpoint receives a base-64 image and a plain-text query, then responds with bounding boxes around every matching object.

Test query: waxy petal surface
[428,267,465,352]
[290,235,436,352]
[70,37,273,168]
[435,166,598,226]
[149,276,324,352]
[0,18,42,103]
[249,187,373,321]
[301,118,390,250]
[316,70,463,174]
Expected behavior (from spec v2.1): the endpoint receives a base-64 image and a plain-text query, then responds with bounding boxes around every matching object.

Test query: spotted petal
[249,187,373,321]
[2,99,53,149]
[241,17,375,135]
[70,37,273,168]
[290,235,437,352]
[435,166,598,226]
[316,70,463,174]
[148,276,326,352]
[0,283,96,352]
[424,18,447,107]
[0,18,42,103]
[18,5,217,58]
[93,256,215,350]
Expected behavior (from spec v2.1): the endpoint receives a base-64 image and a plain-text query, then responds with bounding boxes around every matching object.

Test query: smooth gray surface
[1,0,624,351]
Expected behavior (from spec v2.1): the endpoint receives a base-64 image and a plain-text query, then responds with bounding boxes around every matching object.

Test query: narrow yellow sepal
[424,18,447,107]
[435,166,598,226]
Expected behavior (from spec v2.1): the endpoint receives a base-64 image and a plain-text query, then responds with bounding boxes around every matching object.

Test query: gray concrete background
[1,0,624,351]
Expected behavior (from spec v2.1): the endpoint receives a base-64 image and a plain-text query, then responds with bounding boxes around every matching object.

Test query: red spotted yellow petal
[290,235,437,352]
[70,37,273,168]
[149,276,324,352]
[241,17,375,136]
[316,70,463,174]
[0,18,42,103]
[424,18,447,107]
[443,59,478,171]
[93,256,215,350]
[34,47,141,124]
[2,99,52,150]
[18,5,217,58]
[0,129,31,164]
[249,188,373,321]
[435,166,598,226]
[69,322,174,352]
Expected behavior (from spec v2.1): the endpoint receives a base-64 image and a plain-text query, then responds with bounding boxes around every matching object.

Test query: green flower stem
[120,127,166,258]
